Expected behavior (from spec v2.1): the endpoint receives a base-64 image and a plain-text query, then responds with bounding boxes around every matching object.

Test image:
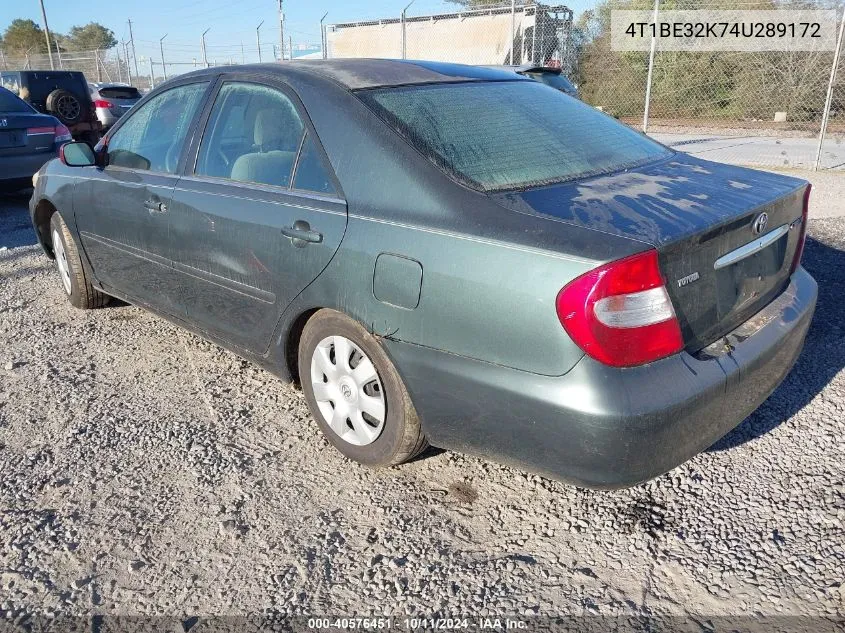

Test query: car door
[75,80,210,316]
[167,77,347,352]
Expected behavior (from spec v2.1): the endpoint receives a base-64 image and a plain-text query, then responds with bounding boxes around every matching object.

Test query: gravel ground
[0,190,843,624]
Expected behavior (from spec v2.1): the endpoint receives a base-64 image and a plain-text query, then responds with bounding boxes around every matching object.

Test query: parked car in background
[29,60,816,488]
[0,86,72,192]
[485,64,579,98]
[0,70,101,144]
[89,82,143,130]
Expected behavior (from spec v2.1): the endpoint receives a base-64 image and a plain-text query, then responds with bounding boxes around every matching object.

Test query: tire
[298,309,428,467]
[45,89,83,125]
[49,212,109,309]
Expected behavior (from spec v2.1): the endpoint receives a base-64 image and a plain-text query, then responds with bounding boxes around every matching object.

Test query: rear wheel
[49,212,109,309]
[298,309,428,467]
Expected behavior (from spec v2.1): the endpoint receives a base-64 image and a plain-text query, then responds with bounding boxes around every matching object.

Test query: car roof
[176,59,528,90]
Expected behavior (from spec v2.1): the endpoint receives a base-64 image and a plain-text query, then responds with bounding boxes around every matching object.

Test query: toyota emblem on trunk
[752,212,769,235]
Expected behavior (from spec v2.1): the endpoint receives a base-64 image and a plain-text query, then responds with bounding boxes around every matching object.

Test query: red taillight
[54,124,72,143]
[790,184,811,274]
[93,99,113,109]
[27,126,55,135]
[556,249,684,368]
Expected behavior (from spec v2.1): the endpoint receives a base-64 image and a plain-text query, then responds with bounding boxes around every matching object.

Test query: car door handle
[281,220,322,247]
[143,200,167,214]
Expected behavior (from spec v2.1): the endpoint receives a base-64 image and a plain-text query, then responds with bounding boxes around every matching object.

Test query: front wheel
[298,309,428,467]
[49,212,109,309]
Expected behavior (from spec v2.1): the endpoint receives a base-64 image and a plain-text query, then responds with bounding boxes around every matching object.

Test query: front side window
[359,80,672,192]
[195,82,304,188]
[107,82,207,173]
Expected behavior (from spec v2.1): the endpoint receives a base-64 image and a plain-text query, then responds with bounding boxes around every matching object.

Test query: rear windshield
[0,88,34,113]
[359,80,671,192]
[99,86,141,99]
[524,71,576,94]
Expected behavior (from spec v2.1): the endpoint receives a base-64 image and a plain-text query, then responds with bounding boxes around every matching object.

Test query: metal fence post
[124,42,132,84]
[642,0,659,133]
[511,0,516,64]
[54,37,63,69]
[160,34,168,81]
[149,57,155,90]
[815,11,845,171]
[95,49,102,82]
[401,11,406,59]
[402,0,415,60]
[320,13,328,60]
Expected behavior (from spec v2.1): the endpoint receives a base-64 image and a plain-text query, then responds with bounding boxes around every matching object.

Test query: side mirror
[59,142,96,167]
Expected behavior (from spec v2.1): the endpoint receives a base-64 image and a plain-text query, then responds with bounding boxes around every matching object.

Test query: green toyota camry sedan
[29,60,816,488]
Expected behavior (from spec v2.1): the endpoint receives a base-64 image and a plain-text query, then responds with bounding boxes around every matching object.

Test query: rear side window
[0,87,34,113]
[292,134,336,195]
[195,82,304,188]
[360,80,671,192]
[107,82,207,173]
[0,73,22,95]
[99,87,141,100]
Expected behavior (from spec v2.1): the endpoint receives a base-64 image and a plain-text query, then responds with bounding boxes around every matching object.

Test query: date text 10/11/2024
[307,618,529,630]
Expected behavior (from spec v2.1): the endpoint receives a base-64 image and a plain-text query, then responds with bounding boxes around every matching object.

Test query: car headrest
[254,109,283,150]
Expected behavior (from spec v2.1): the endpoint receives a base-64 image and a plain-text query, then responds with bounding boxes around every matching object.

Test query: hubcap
[310,335,386,446]
[52,229,72,294]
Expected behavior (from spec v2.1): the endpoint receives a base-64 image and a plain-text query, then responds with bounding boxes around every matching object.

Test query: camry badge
[677,271,700,288]
[752,212,769,235]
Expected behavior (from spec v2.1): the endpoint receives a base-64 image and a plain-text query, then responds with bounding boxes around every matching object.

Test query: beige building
[326,4,573,69]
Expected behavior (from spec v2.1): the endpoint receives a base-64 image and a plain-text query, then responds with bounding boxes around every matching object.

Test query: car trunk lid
[96,87,141,117]
[0,113,56,157]
[491,155,809,351]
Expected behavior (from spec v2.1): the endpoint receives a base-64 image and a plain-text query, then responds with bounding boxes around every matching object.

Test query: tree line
[1,19,117,57]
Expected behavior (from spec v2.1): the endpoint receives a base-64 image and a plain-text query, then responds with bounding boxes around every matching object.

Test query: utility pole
[201,28,210,68]
[160,34,168,80]
[38,0,55,70]
[256,20,264,62]
[278,0,285,60]
[128,20,140,78]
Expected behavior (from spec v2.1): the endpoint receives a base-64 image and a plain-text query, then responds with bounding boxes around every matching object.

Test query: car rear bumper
[385,266,817,489]
[95,108,120,128]
[0,151,54,184]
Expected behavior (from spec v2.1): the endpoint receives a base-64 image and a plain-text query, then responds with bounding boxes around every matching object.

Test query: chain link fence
[0,47,154,92]
[2,0,844,170]
[581,0,845,170]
